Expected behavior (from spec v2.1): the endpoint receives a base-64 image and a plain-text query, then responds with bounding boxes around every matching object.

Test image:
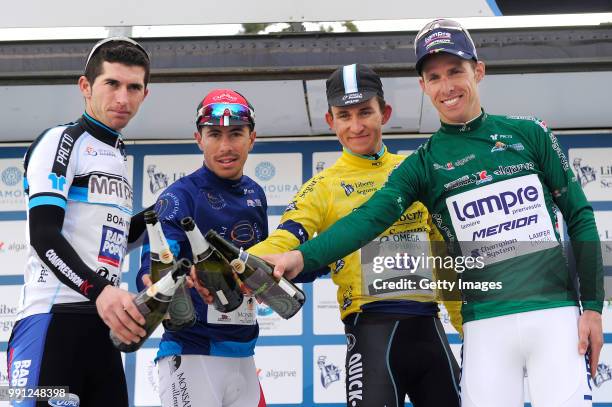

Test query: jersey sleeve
[427,217,463,336]
[298,152,426,272]
[25,127,78,210]
[532,119,603,312]
[26,127,113,301]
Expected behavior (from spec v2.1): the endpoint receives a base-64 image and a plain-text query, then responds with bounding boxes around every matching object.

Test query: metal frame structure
[0,25,611,85]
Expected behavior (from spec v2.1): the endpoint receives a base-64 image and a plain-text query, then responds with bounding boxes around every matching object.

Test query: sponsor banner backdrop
[0,159,25,212]
[0,285,20,342]
[313,279,344,335]
[313,345,346,403]
[396,149,415,156]
[244,154,302,206]
[134,348,162,406]
[568,148,612,202]
[1,135,610,407]
[0,221,27,276]
[0,352,7,407]
[142,155,201,207]
[255,346,303,404]
[268,215,281,233]
[312,152,342,175]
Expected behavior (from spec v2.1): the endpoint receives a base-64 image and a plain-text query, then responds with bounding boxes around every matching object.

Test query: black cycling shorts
[7,312,128,407]
[343,313,461,407]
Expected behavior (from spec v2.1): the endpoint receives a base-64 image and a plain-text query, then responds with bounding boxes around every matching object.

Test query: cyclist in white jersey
[7,37,150,407]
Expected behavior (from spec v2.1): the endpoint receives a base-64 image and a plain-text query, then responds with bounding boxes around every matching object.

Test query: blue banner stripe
[28,195,66,209]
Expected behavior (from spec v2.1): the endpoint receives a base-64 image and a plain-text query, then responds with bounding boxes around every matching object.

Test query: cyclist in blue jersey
[137,89,267,407]
[8,37,150,407]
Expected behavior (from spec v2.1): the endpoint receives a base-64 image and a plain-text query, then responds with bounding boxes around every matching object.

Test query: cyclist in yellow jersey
[248,64,462,407]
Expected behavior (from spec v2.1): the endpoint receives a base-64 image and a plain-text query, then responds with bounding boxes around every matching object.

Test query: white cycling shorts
[158,354,266,407]
[461,306,592,407]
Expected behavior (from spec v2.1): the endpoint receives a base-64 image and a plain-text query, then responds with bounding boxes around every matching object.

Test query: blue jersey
[137,165,268,359]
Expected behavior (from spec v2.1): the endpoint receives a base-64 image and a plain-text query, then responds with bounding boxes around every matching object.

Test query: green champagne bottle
[111,258,192,353]
[205,230,305,319]
[180,217,243,313]
[145,210,196,330]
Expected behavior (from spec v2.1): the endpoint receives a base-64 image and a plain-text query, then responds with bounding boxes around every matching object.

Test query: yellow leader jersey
[250,147,461,329]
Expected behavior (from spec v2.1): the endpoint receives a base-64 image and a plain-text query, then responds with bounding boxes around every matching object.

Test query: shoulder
[496,114,550,134]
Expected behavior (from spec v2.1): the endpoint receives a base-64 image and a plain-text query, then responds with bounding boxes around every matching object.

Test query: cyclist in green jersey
[264,19,603,407]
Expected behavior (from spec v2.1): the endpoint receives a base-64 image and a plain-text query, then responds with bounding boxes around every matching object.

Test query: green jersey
[298,111,603,322]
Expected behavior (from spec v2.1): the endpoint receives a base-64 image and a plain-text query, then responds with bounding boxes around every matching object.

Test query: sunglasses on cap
[197,103,255,129]
[414,19,476,51]
[85,36,149,71]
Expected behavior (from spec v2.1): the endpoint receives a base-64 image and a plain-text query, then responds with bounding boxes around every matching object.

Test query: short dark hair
[328,96,386,116]
[85,42,150,87]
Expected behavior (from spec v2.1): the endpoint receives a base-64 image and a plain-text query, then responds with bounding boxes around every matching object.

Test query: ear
[143,88,149,99]
[248,130,257,152]
[418,76,426,93]
[78,76,91,98]
[194,130,204,152]
[475,61,486,83]
[324,111,335,130]
[381,104,392,125]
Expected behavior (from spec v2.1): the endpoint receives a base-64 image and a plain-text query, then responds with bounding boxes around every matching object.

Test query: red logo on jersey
[79,280,94,296]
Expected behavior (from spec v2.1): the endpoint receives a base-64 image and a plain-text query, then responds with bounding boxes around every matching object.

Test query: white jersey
[17,115,133,319]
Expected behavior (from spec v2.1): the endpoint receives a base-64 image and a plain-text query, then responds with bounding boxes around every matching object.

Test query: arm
[297,153,424,273]
[533,119,603,375]
[127,205,153,253]
[427,217,463,337]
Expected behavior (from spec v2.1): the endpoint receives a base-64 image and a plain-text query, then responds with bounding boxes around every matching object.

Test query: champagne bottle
[145,210,196,330]
[111,258,192,353]
[180,217,243,313]
[205,230,305,319]
[162,279,197,331]
[145,210,175,283]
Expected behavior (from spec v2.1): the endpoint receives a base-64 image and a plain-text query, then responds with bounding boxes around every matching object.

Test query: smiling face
[419,53,485,125]
[195,125,256,180]
[325,97,392,156]
[79,61,148,131]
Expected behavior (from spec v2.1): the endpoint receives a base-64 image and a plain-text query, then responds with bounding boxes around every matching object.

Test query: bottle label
[216,290,229,305]
[207,295,257,326]
[277,278,297,297]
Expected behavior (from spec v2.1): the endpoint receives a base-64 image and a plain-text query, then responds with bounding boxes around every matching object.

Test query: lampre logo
[98,225,126,268]
[451,185,538,221]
